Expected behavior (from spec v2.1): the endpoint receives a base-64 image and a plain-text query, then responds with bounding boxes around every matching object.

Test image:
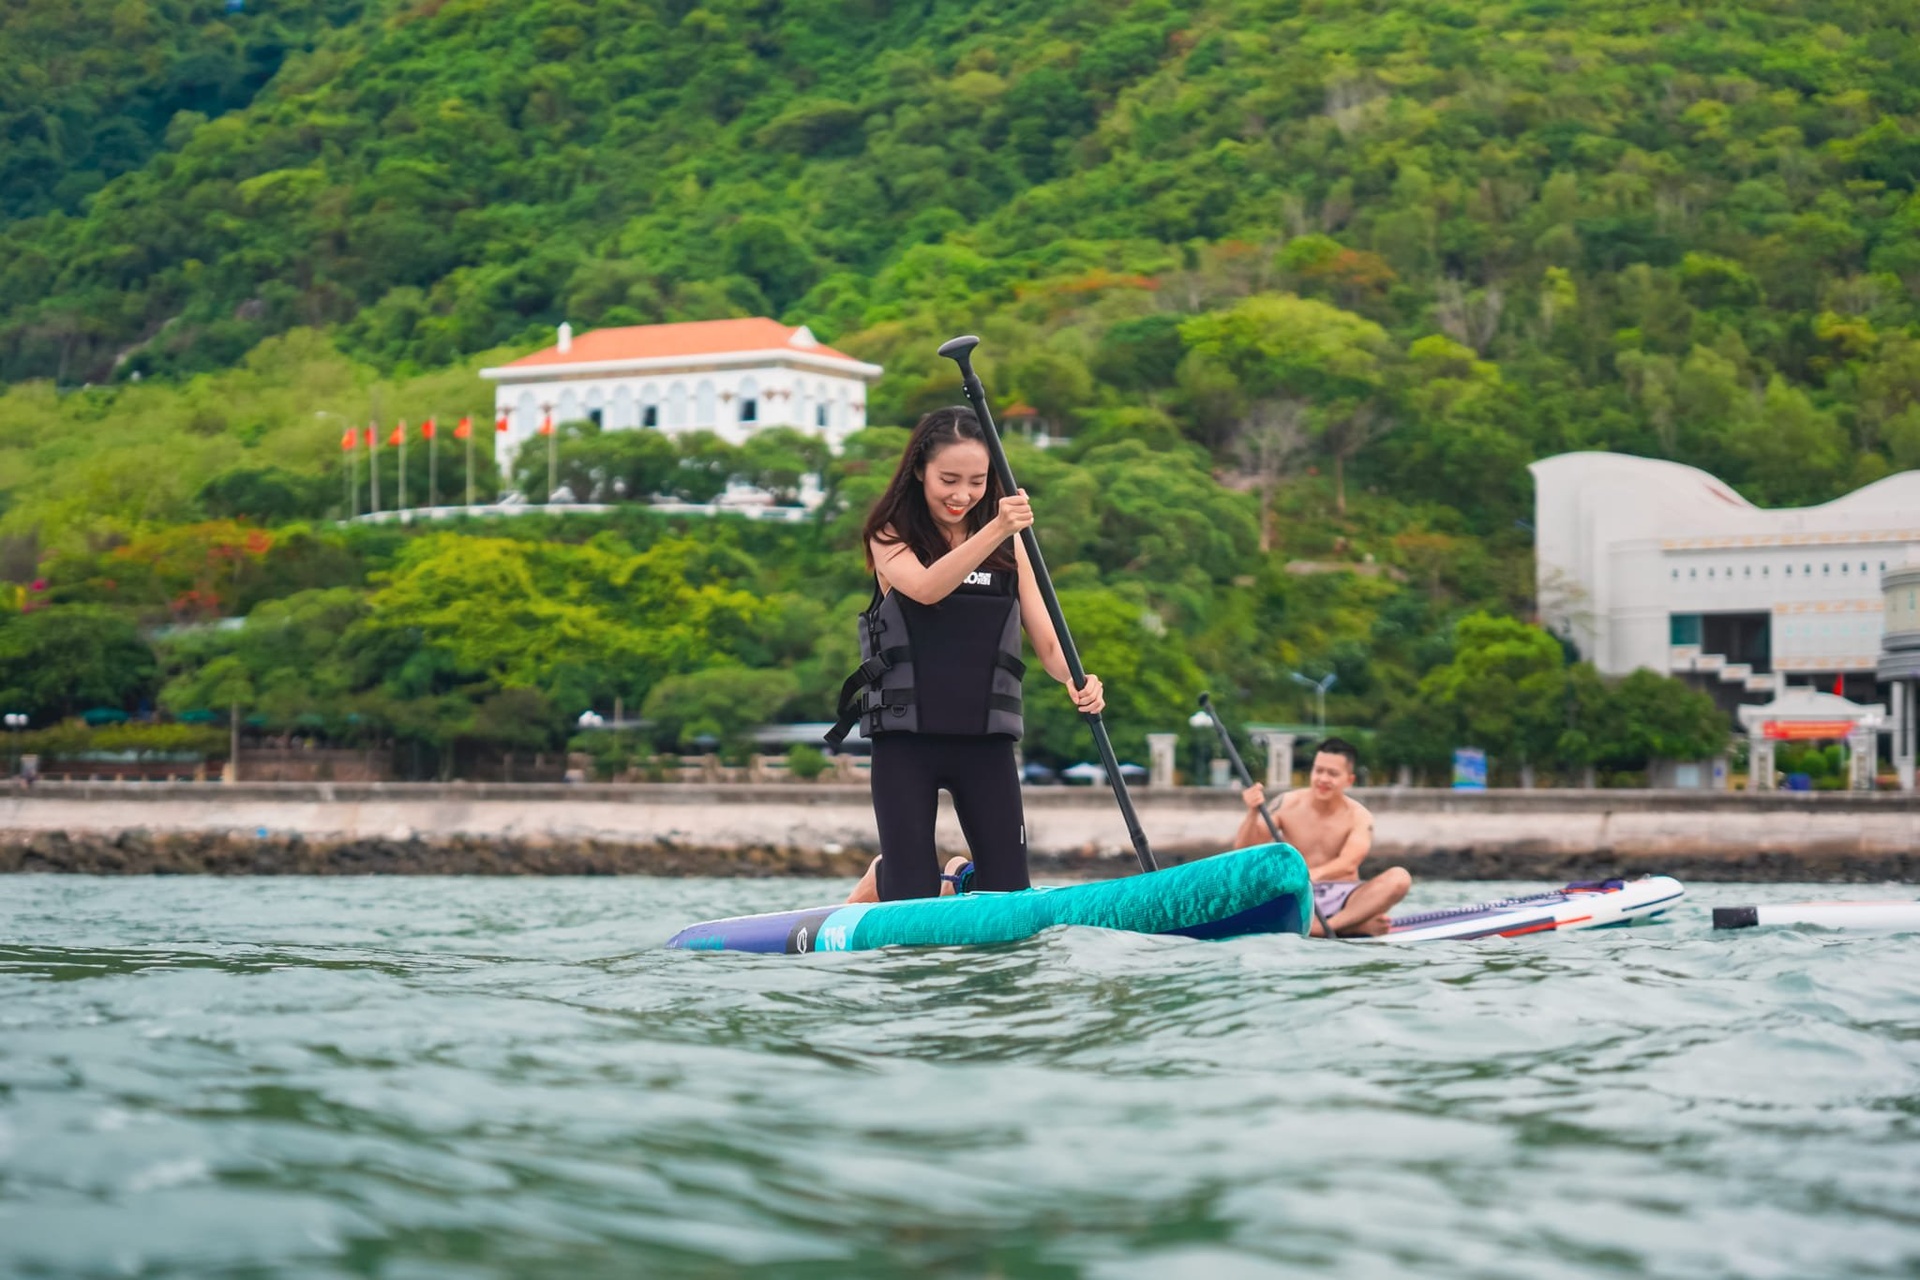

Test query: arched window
[738,377,759,426]
[695,380,717,426]
[666,382,688,427]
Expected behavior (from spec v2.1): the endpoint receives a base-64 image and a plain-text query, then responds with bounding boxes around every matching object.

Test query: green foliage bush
[786,743,829,781]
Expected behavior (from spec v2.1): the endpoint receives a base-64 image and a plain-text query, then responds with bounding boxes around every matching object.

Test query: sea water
[1,876,1916,1278]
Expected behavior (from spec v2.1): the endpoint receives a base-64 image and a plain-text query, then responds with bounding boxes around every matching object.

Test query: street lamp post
[1188,708,1213,786]
[1289,671,1338,731]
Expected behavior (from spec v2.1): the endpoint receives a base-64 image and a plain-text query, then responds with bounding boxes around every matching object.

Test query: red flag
[421,416,436,440]
[1832,673,1846,697]
[340,429,356,451]
[495,413,509,434]
[388,420,406,447]
[454,416,472,440]
[363,425,375,448]
[537,412,554,436]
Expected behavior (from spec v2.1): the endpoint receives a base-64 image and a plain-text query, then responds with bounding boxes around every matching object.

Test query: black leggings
[869,734,1028,900]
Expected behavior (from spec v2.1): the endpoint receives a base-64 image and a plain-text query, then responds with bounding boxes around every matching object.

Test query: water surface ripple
[2,877,1917,1278]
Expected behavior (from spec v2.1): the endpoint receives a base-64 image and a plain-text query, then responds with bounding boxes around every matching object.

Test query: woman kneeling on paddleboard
[826,406,1104,900]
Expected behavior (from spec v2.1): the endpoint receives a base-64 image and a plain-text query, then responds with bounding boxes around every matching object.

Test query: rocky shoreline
[4,827,1914,883]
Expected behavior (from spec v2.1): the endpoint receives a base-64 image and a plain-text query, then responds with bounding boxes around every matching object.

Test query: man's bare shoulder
[1343,792,1374,821]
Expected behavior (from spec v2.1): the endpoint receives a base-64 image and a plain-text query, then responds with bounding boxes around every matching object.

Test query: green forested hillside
[6,0,1920,515]
[0,0,368,226]
[0,0,1912,778]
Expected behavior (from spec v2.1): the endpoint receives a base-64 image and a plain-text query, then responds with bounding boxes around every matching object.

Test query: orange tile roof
[502,317,862,368]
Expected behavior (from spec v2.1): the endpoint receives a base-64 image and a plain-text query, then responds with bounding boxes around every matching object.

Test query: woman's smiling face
[918,438,991,536]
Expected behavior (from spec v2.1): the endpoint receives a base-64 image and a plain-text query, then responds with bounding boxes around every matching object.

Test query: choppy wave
[2,877,1917,1278]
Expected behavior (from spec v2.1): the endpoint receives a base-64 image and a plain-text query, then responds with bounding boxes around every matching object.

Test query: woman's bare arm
[871,491,1031,604]
[1015,538,1105,713]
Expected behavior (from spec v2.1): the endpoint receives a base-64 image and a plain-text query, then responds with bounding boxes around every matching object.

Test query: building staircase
[1669,645,1777,693]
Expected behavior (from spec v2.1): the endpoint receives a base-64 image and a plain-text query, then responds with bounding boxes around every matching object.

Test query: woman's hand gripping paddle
[938,335,1157,876]
[1197,692,1339,939]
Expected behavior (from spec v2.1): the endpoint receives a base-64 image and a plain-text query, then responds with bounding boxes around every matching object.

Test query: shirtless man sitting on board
[1231,737,1411,937]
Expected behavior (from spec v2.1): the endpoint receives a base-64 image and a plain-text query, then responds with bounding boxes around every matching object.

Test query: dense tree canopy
[1,0,1911,776]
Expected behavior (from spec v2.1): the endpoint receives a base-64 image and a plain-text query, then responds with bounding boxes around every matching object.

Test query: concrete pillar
[1848,728,1875,791]
[1146,733,1178,789]
[1895,682,1916,794]
[1255,732,1295,792]
[1749,731,1774,792]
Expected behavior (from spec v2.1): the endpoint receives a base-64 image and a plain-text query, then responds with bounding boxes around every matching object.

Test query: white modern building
[1531,453,1920,704]
[1882,564,1920,791]
[478,317,884,476]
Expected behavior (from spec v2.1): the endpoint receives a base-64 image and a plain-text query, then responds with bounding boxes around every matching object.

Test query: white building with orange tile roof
[478,318,883,475]
[1531,452,1920,704]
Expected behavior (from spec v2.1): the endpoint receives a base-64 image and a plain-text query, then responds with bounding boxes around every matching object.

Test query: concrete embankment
[0,782,1915,881]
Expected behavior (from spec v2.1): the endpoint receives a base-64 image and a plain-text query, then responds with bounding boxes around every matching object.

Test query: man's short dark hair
[1313,737,1359,776]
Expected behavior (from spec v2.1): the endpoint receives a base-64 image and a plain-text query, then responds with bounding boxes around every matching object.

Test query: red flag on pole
[537,413,554,436]
[454,416,472,440]
[364,425,376,448]
[495,414,509,434]
[422,416,436,440]
[388,421,406,447]
[1832,672,1846,697]
[340,429,356,451]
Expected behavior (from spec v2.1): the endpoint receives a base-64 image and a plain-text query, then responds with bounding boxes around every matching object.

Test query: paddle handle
[938,335,1157,876]
[1198,692,1336,938]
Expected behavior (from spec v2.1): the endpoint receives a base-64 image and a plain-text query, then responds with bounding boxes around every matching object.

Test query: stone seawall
[1,782,1915,881]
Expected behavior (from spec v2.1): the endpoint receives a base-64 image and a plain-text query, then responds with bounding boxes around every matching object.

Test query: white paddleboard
[1712,901,1920,931]
[1366,876,1686,942]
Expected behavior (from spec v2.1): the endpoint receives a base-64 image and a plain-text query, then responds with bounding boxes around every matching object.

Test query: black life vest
[825,564,1025,746]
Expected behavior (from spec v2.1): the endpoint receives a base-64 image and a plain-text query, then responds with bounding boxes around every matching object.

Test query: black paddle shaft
[937,335,1157,876]
[1197,691,1337,938]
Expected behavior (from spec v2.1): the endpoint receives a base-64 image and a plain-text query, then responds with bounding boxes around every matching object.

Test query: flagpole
[398,420,409,513]
[369,423,381,514]
[464,418,475,508]
[427,417,438,509]
[495,411,510,504]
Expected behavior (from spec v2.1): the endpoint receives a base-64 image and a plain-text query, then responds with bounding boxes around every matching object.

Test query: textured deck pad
[667,843,1312,953]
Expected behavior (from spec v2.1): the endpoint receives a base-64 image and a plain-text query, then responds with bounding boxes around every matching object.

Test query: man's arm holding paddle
[1234,783,1278,851]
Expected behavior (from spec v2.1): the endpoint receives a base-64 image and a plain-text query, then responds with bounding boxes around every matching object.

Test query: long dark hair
[861,406,1015,573]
